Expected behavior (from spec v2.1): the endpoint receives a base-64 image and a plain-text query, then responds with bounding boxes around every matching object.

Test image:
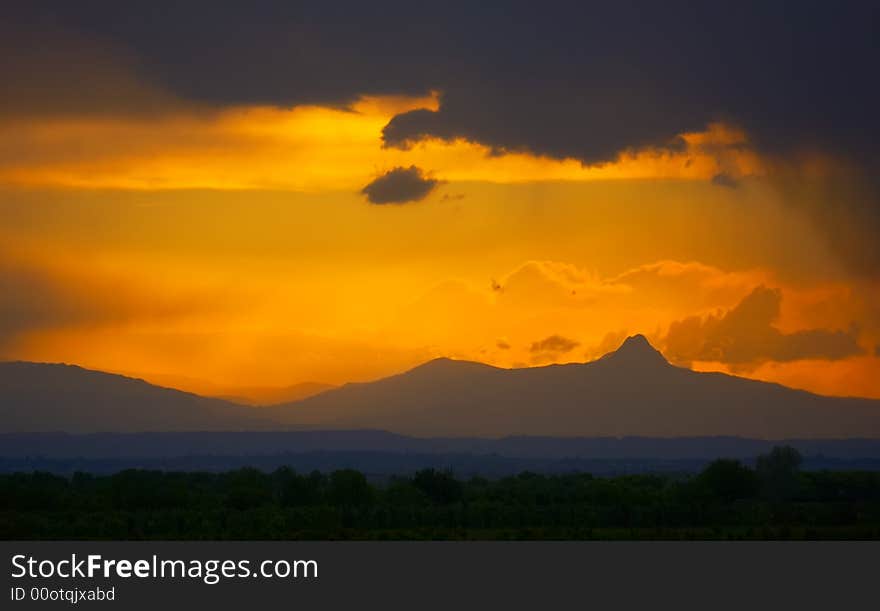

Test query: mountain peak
[600,334,669,367]
[408,357,499,376]
[619,333,653,351]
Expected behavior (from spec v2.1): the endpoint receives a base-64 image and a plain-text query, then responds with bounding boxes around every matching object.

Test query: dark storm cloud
[4,2,880,268]
[8,2,875,161]
[0,16,185,118]
[663,286,863,367]
[361,166,439,205]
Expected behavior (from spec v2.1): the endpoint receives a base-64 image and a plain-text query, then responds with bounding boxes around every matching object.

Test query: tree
[412,469,463,504]
[328,469,373,507]
[756,446,803,501]
[224,468,273,510]
[697,459,759,502]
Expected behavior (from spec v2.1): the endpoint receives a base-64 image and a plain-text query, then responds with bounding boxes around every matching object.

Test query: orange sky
[2,92,878,401]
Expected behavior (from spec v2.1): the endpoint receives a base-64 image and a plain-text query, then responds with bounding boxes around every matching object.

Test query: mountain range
[112,370,335,405]
[2,335,879,437]
[0,361,275,433]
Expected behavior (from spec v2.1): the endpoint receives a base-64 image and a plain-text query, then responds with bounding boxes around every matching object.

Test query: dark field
[3,447,880,540]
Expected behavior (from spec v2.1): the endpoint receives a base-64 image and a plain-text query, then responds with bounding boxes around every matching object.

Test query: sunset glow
[2,8,878,403]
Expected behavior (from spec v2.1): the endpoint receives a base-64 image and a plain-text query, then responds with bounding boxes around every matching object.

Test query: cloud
[710,173,739,188]
[387,258,776,369]
[361,166,439,204]
[0,260,91,347]
[4,4,879,272]
[0,19,184,119]
[0,97,441,190]
[529,335,580,355]
[610,260,765,311]
[741,355,880,400]
[497,260,627,310]
[663,286,863,368]
[0,254,234,351]
[9,4,876,166]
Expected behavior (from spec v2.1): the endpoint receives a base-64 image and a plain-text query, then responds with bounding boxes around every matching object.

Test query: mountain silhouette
[2,335,880,437]
[0,362,274,432]
[598,333,669,368]
[265,335,880,438]
[211,382,336,406]
[113,370,335,405]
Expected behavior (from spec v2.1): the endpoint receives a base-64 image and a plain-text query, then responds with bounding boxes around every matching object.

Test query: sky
[2,2,879,399]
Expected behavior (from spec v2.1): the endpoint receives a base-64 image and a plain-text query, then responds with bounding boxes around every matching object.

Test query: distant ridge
[0,361,274,432]
[112,370,335,406]
[4,431,880,460]
[264,335,880,438]
[2,335,880,437]
[214,382,336,406]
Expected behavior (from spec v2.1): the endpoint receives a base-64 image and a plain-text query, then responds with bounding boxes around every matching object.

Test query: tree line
[2,446,880,539]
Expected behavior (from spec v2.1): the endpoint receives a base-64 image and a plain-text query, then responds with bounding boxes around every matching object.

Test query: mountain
[213,382,336,406]
[113,370,335,405]
[265,335,880,438]
[4,431,880,461]
[0,362,276,433]
[3,336,880,437]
